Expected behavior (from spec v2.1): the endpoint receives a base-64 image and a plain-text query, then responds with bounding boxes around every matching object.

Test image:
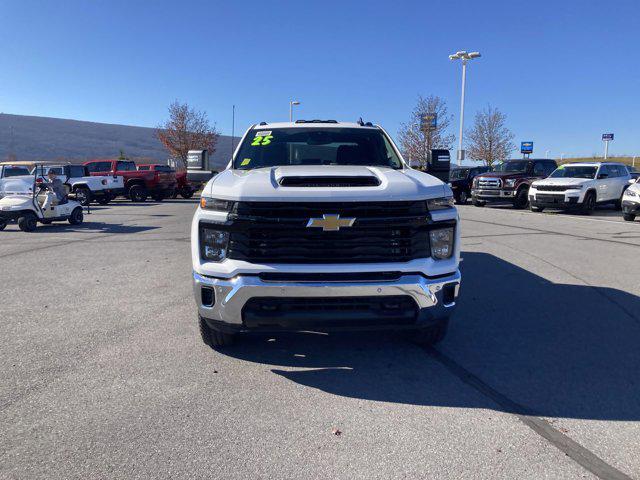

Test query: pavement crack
[423,346,634,480]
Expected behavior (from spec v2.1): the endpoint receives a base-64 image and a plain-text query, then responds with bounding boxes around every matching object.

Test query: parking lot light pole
[545,149,550,159]
[449,51,481,166]
[289,100,300,122]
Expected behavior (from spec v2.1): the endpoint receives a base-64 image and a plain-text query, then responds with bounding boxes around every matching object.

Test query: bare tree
[465,106,515,167]
[156,101,219,166]
[398,95,456,168]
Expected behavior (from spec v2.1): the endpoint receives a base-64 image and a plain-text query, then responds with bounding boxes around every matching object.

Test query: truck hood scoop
[275,165,381,187]
[278,175,380,187]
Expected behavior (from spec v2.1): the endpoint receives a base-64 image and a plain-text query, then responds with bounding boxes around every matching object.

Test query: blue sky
[1,0,639,159]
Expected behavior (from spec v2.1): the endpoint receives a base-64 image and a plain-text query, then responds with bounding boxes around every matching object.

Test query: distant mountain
[0,113,238,170]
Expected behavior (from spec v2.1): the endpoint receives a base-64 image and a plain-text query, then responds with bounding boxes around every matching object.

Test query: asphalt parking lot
[1,199,639,480]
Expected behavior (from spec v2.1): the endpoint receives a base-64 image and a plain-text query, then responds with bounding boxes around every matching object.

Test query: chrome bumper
[193,270,461,329]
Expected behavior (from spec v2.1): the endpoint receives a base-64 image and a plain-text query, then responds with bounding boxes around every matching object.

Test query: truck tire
[129,185,148,202]
[513,187,529,209]
[530,205,544,212]
[180,187,194,199]
[581,191,596,214]
[413,317,449,346]
[199,316,235,348]
[472,198,485,207]
[455,191,468,205]
[74,186,91,206]
[18,213,38,232]
[623,213,636,222]
[96,194,111,205]
[69,207,83,225]
[0,219,7,231]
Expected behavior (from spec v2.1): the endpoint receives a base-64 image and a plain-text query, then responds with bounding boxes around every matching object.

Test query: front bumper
[530,194,581,209]
[471,189,515,202]
[193,270,461,332]
[622,200,640,215]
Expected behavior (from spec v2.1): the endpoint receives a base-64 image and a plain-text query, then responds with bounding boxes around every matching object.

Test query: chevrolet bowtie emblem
[306,214,356,231]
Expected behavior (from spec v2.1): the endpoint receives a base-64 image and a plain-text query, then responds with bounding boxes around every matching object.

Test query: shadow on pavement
[221,251,640,421]
[29,222,159,234]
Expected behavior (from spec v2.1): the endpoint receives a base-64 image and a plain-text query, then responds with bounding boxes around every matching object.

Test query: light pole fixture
[449,50,481,165]
[289,100,300,122]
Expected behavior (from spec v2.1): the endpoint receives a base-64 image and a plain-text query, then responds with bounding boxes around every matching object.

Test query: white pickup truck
[0,165,33,199]
[34,164,124,206]
[191,120,461,348]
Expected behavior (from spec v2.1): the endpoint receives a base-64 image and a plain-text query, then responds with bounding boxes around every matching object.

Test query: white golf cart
[0,167,84,232]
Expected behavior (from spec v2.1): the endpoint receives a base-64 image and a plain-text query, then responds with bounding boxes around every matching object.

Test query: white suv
[529,162,631,214]
[622,177,640,221]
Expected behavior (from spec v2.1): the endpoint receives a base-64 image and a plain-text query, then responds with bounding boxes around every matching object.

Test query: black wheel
[171,190,179,199]
[74,186,91,206]
[129,185,147,202]
[455,191,468,205]
[0,219,6,231]
[513,187,529,209]
[152,193,165,202]
[413,317,449,346]
[96,194,111,205]
[18,213,38,232]
[180,188,194,199]
[581,191,596,214]
[199,316,235,348]
[69,207,83,225]
[472,198,485,207]
[530,205,544,212]
[623,213,636,222]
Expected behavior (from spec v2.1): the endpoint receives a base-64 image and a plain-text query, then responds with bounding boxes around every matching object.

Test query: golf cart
[0,165,84,232]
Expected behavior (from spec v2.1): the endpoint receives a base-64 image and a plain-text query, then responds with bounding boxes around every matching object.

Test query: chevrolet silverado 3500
[191,120,461,347]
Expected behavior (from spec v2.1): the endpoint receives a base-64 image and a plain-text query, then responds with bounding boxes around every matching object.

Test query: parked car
[0,164,32,199]
[192,120,461,348]
[84,159,176,202]
[529,162,632,214]
[622,177,640,221]
[33,164,124,206]
[471,159,557,208]
[626,165,639,181]
[449,166,491,204]
[137,163,196,199]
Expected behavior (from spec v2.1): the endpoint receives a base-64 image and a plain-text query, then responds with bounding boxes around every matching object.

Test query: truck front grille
[477,178,502,189]
[216,201,453,264]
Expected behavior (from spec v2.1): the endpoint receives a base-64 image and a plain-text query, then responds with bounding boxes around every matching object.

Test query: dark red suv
[471,159,557,208]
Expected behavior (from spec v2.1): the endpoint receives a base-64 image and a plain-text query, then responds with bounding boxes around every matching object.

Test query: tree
[398,95,456,168]
[465,106,515,167]
[156,101,219,166]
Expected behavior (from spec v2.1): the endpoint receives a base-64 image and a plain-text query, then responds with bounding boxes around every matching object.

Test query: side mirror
[598,173,608,179]
[629,178,637,185]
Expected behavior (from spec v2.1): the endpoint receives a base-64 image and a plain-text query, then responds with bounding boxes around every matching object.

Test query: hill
[0,113,239,170]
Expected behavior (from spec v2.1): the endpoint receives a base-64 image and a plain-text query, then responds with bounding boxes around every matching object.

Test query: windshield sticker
[255,131,271,137]
[240,158,251,166]
[557,164,565,169]
[251,135,274,146]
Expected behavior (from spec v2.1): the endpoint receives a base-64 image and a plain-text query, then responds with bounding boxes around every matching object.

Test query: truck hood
[532,177,591,187]
[477,171,528,180]
[205,166,449,201]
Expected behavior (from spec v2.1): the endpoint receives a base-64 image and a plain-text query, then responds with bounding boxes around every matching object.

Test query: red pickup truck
[138,163,196,199]
[84,159,177,202]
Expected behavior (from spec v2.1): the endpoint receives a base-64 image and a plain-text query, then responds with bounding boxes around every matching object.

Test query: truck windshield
[549,166,597,179]
[450,168,469,180]
[233,127,403,170]
[493,161,529,173]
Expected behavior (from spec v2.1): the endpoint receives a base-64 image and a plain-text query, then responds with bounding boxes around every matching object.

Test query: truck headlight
[625,189,637,197]
[200,197,235,212]
[200,227,229,261]
[505,179,517,187]
[430,227,454,259]
[427,196,454,211]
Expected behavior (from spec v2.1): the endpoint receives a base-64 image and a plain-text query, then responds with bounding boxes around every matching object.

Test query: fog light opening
[201,286,215,307]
